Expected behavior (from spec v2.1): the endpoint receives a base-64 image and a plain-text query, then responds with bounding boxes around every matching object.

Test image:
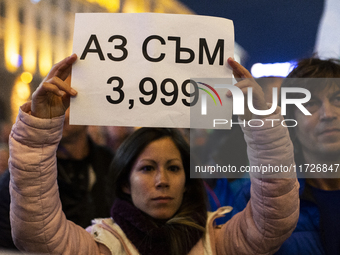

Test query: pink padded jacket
[9,102,299,255]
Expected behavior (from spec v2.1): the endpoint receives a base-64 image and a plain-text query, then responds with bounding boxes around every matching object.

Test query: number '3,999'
[106,76,199,108]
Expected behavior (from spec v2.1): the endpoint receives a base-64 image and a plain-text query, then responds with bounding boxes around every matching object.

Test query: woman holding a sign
[8,54,299,255]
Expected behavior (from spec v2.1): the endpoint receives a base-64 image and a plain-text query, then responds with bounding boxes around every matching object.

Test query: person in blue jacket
[232,57,340,255]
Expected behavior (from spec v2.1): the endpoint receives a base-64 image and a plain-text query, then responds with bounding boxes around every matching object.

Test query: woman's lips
[152,197,173,203]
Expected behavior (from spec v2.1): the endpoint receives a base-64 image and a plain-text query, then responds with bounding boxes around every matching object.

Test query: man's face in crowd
[294,84,340,157]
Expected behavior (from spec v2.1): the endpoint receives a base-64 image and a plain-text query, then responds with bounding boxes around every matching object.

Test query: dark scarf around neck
[110,198,202,255]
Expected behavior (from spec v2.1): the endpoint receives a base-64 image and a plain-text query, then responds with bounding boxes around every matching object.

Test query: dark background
[180,0,324,70]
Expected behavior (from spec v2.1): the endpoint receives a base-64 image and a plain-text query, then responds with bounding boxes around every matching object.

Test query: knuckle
[41,81,49,88]
[49,76,58,83]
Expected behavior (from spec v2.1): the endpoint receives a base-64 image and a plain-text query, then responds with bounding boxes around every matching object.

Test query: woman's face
[123,137,186,220]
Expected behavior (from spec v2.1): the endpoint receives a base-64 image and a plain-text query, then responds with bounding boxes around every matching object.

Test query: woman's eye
[141,165,153,172]
[168,165,180,172]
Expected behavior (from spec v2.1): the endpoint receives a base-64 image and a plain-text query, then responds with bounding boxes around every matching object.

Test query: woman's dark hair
[107,128,207,255]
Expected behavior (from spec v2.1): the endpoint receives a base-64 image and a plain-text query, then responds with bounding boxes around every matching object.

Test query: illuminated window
[85,0,119,13]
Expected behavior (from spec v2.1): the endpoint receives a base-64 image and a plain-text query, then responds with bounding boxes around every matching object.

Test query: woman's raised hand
[227,57,268,120]
[31,54,78,119]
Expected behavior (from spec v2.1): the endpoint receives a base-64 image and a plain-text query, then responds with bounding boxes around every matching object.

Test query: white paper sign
[70,13,234,129]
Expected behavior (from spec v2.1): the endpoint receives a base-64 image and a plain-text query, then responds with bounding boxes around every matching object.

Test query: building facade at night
[0,0,194,122]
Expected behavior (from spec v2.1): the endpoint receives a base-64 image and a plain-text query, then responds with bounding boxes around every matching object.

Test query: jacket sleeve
[9,102,100,255]
[215,111,300,255]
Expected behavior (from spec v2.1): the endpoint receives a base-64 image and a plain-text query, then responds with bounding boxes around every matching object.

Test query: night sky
[179,0,324,70]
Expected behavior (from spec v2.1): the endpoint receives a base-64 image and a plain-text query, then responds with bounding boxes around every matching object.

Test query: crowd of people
[0,43,339,254]
[2,54,300,255]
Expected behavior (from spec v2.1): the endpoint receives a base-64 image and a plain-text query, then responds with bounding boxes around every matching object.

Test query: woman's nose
[155,169,170,188]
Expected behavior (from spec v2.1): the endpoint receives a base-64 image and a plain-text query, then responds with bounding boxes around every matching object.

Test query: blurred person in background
[0,121,11,145]
[0,143,9,177]
[87,125,108,147]
[0,121,11,178]
[0,99,8,124]
[104,126,135,152]
[88,126,134,153]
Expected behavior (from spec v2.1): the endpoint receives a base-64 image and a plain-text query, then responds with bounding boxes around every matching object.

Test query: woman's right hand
[31,54,78,119]
[227,57,268,120]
